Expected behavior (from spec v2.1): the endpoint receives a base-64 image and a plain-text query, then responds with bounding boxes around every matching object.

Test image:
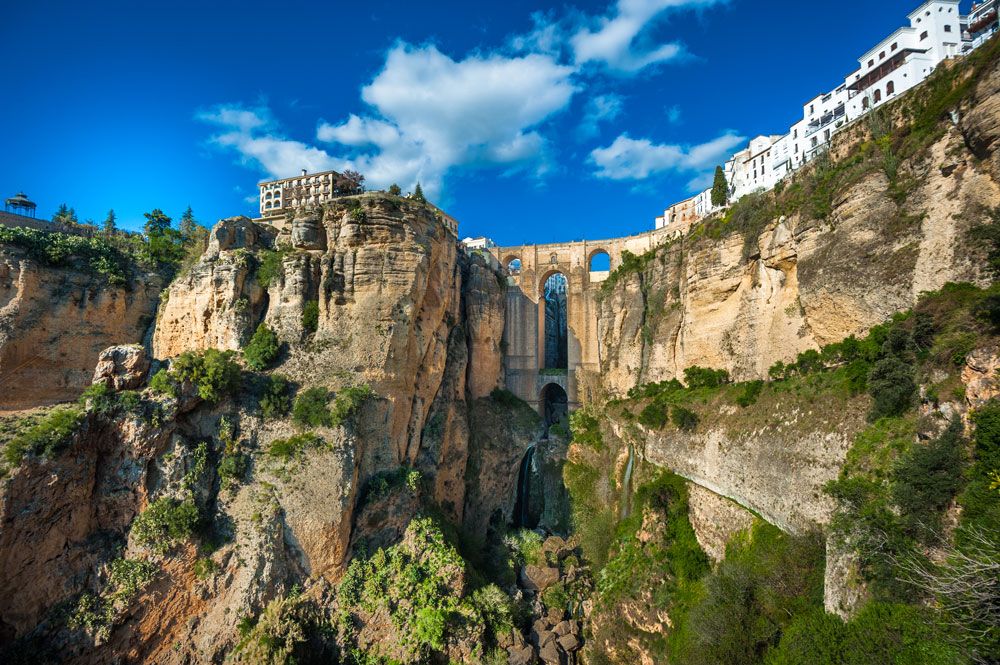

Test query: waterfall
[513,445,536,528]
[620,445,635,520]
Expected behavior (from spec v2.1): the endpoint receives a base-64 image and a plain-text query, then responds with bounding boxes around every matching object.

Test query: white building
[693,187,723,218]
[726,135,784,201]
[461,236,497,250]
[964,0,999,50]
[259,169,345,217]
[652,0,989,231]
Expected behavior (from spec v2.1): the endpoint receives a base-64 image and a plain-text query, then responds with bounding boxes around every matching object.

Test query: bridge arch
[540,382,568,429]
[587,248,612,272]
[503,255,522,274]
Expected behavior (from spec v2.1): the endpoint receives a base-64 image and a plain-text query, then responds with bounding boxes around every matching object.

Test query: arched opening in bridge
[505,257,522,274]
[589,250,610,272]
[542,272,568,370]
[541,383,568,430]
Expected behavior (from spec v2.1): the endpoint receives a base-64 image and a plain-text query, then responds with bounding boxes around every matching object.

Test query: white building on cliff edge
[653,0,994,231]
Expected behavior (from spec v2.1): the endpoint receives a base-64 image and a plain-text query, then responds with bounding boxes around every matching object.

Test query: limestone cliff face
[0,248,160,411]
[0,197,529,663]
[596,123,999,394]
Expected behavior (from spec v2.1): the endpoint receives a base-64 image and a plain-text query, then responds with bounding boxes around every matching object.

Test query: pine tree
[412,183,426,203]
[143,209,172,237]
[710,166,728,207]
[103,209,117,236]
[53,203,78,225]
[388,183,402,196]
[179,206,197,241]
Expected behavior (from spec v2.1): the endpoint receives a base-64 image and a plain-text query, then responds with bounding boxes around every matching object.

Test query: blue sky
[0,1,957,245]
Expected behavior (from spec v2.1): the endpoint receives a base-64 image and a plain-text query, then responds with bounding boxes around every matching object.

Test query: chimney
[301,169,307,176]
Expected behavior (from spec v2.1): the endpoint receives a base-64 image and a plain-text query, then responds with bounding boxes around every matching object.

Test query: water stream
[513,445,536,528]
[620,444,635,520]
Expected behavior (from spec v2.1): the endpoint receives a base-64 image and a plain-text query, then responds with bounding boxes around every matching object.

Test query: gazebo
[4,192,37,218]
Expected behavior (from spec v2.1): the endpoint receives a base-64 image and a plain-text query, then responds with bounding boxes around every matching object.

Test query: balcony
[804,105,846,138]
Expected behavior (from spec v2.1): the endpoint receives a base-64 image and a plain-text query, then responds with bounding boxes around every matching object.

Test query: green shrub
[291,387,331,428]
[193,557,219,580]
[671,406,699,432]
[130,497,200,554]
[259,374,292,419]
[330,385,374,426]
[541,581,569,613]
[151,349,242,403]
[867,356,916,421]
[569,408,604,450]
[234,594,317,664]
[677,525,824,665]
[336,516,511,661]
[2,405,84,469]
[0,226,138,286]
[302,300,319,334]
[505,528,544,567]
[243,323,279,370]
[683,366,730,389]
[255,247,289,289]
[891,419,966,532]
[218,451,249,487]
[638,402,669,429]
[267,433,325,461]
[735,380,764,407]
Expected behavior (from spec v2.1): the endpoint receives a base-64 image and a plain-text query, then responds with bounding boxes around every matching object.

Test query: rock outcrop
[596,124,999,395]
[0,248,160,411]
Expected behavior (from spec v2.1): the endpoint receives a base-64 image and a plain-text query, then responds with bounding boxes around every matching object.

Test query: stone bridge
[487,224,679,417]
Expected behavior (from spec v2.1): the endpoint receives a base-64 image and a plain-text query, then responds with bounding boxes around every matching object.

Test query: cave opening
[543,272,568,370]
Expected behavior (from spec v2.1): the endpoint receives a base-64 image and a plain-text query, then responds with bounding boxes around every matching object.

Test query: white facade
[726,135,784,200]
[462,236,497,250]
[259,169,342,217]
[693,187,722,218]
[651,0,988,231]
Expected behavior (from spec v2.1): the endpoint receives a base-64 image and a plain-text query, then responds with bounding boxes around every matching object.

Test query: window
[887,80,895,95]
[891,42,898,51]
[945,24,952,32]
[794,143,799,153]
[921,31,928,40]
[868,59,875,67]
[873,89,882,103]
[879,51,886,60]
[810,104,815,114]
[793,129,798,139]
[863,97,870,110]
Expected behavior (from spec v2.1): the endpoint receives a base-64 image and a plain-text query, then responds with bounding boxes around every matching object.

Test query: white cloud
[198,104,344,179]
[578,94,625,139]
[315,43,578,198]
[589,131,744,183]
[571,0,724,73]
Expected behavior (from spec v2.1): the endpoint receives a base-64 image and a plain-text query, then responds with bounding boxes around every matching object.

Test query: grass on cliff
[335,515,515,663]
[0,405,84,474]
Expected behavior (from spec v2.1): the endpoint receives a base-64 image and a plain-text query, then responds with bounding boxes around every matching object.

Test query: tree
[413,183,426,203]
[711,166,728,207]
[102,209,117,236]
[143,209,172,237]
[388,183,402,196]
[179,206,197,241]
[342,170,365,194]
[53,204,78,226]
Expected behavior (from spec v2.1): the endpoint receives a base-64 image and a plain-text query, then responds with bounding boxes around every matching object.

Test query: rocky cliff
[597,98,1000,395]
[0,195,546,664]
[0,246,160,411]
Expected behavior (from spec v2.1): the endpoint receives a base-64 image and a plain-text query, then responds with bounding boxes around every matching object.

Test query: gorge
[2,35,1000,665]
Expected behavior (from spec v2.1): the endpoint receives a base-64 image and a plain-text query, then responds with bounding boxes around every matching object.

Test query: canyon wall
[0,248,160,411]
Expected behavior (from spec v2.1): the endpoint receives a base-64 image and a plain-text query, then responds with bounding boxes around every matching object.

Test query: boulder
[521,563,560,592]
[557,633,582,652]
[92,345,150,391]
